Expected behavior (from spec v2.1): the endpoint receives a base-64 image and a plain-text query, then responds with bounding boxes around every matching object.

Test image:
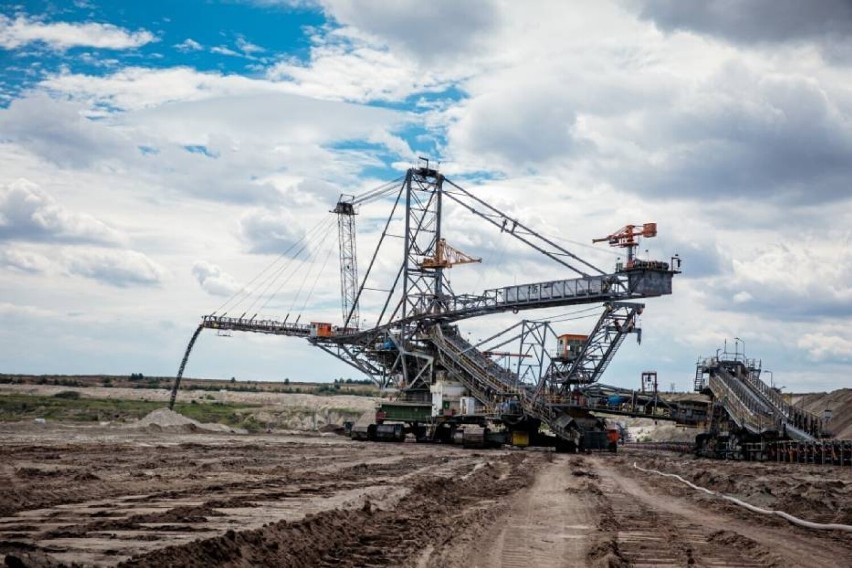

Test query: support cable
[212,215,330,316]
[298,239,336,314]
[249,215,336,316]
[287,218,336,313]
[351,176,405,206]
[471,216,509,293]
[243,176,397,317]
[347,179,406,328]
[443,179,606,276]
[461,320,526,353]
[531,305,603,324]
[247,246,309,316]
[544,231,623,257]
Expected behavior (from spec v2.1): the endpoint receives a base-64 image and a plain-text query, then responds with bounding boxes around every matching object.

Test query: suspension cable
[287,217,337,313]
[347,177,406,328]
[298,239,336,315]
[351,176,405,205]
[252,215,336,315]
[531,305,603,324]
[212,214,331,315]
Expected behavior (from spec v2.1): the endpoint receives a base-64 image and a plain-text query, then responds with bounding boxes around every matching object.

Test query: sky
[1,0,851,393]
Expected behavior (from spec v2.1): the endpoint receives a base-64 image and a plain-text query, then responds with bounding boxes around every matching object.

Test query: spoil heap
[129,408,244,434]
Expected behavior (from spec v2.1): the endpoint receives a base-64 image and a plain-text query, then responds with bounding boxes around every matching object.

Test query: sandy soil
[1,422,850,567]
[0,384,380,411]
[0,385,377,431]
[619,417,699,443]
[794,389,852,439]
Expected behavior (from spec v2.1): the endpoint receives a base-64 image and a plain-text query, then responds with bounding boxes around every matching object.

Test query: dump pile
[127,408,244,434]
[794,389,852,439]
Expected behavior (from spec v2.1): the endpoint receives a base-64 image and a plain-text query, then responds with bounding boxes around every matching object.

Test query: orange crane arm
[421,238,482,269]
[592,223,657,249]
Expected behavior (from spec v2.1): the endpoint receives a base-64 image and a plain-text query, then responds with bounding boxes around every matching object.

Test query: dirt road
[1,423,850,567]
[451,452,851,568]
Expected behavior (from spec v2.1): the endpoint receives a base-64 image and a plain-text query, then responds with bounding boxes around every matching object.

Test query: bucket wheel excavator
[170,159,681,450]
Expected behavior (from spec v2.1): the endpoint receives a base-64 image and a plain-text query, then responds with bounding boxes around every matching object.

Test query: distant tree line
[333,378,374,385]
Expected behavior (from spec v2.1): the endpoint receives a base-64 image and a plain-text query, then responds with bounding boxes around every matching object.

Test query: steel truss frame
[334,196,359,329]
[171,162,675,416]
[544,302,643,392]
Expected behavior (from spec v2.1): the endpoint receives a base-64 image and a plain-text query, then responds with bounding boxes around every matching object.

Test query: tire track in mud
[591,459,801,568]
[112,453,536,568]
[0,441,411,518]
[445,454,599,568]
[596,483,772,567]
[0,445,490,566]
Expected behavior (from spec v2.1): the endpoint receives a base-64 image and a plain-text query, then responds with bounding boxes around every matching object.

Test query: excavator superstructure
[171,160,681,450]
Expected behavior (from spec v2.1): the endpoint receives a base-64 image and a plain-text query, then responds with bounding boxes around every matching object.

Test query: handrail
[708,373,773,433]
[740,371,822,438]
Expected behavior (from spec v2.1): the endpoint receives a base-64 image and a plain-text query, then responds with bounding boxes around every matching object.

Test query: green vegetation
[53,390,81,400]
[0,394,260,426]
[333,378,374,385]
[0,374,381,396]
[173,402,263,430]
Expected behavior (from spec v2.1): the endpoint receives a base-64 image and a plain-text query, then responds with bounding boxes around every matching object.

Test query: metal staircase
[708,368,774,434]
[429,326,582,440]
[430,326,521,403]
[697,355,823,441]
[741,371,822,440]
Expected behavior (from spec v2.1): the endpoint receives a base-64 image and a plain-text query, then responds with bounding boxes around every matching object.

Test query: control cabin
[556,334,588,362]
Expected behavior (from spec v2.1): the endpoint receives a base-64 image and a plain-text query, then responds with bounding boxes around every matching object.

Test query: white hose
[632,462,852,533]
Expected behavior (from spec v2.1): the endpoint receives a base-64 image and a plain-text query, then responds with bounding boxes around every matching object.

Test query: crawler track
[595,464,775,567]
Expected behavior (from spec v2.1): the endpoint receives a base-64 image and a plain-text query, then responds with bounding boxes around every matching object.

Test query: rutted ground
[0,422,537,567]
[1,422,850,567]
[450,451,852,568]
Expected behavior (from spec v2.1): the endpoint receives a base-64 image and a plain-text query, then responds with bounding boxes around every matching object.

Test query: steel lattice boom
[170,161,680,447]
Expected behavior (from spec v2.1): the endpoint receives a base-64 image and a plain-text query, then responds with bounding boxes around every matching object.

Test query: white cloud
[633,0,852,63]
[606,62,852,203]
[0,178,123,244]
[6,72,408,208]
[0,93,138,167]
[64,248,167,287]
[211,45,241,57]
[0,15,156,50]
[39,66,280,111]
[236,36,264,54]
[192,260,242,297]
[798,332,852,362]
[732,291,752,304]
[1,0,851,391]
[319,0,499,61]
[446,82,589,168]
[266,31,444,102]
[244,0,318,7]
[0,247,52,274]
[175,38,202,52]
[0,301,56,319]
[239,208,306,254]
[708,239,852,319]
